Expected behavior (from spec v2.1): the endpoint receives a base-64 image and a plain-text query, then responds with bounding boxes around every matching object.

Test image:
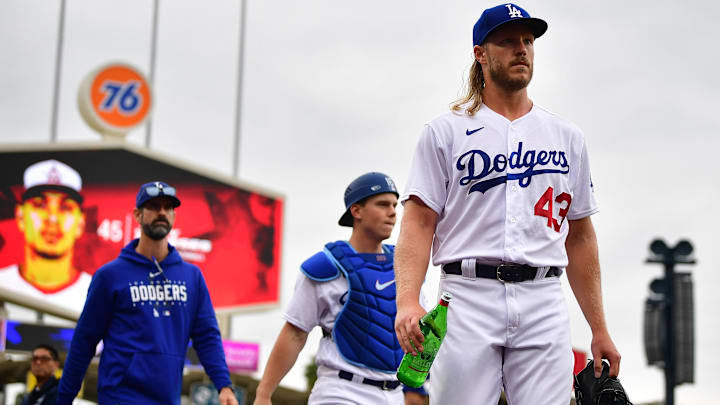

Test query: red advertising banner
[573,348,587,375]
[0,145,283,314]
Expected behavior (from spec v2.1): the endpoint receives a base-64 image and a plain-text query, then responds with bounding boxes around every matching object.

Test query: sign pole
[217,312,231,339]
[232,0,248,178]
[145,0,160,148]
[50,0,67,142]
[664,255,676,405]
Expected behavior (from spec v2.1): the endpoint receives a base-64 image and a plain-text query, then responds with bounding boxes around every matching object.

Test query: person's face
[30,348,58,382]
[134,197,176,241]
[16,190,85,258]
[351,193,398,240]
[476,23,535,91]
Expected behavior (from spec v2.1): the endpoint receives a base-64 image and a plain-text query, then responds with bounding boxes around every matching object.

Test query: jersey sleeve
[567,137,599,220]
[401,124,449,215]
[282,272,324,333]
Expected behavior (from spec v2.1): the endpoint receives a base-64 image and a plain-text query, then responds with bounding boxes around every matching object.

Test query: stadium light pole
[646,239,695,405]
[232,0,248,179]
[145,0,160,148]
[50,0,67,142]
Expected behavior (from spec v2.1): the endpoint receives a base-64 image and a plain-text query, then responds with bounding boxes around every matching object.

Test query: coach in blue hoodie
[57,181,237,405]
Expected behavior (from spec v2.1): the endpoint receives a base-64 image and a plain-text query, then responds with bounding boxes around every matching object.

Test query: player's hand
[395,301,427,355]
[219,386,239,405]
[590,330,621,378]
[252,398,272,405]
[404,390,428,405]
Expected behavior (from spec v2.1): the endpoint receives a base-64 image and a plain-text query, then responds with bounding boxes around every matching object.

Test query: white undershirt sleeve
[282,272,322,333]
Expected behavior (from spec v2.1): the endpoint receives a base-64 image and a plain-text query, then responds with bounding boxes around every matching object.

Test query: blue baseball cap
[339,172,398,227]
[473,3,547,46]
[136,181,181,208]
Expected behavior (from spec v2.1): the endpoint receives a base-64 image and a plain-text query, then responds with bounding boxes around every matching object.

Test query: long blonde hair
[450,60,484,116]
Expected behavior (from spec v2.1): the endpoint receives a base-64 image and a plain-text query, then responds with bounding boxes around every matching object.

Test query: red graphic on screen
[0,183,283,310]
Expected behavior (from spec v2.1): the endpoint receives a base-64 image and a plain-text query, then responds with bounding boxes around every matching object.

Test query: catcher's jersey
[401,103,598,268]
[283,269,430,381]
[283,272,400,381]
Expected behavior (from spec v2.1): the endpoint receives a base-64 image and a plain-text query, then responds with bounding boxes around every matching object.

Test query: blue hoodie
[57,239,231,405]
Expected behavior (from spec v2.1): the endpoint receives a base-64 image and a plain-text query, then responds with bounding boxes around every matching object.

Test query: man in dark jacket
[22,344,59,405]
[57,181,237,405]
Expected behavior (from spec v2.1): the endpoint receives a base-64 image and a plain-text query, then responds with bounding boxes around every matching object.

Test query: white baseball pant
[429,272,573,404]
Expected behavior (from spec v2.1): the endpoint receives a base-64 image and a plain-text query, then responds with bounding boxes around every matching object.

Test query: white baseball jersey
[283,266,429,404]
[0,264,91,314]
[402,103,597,405]
[283,272,398,381]
[401,103,598,267]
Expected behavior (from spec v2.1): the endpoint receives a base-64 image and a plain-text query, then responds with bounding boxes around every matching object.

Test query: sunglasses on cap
[136,181,181,208]
[145,185,176,197]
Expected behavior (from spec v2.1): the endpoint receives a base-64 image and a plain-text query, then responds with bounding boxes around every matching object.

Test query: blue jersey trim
[300,251,341,282]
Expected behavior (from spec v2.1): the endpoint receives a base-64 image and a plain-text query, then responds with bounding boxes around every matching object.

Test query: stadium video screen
[3,320,76,353]
[0,147,283,314]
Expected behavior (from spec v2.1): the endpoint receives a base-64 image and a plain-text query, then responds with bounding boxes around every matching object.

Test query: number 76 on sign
[77,62,153,137]
[99,80,142,115]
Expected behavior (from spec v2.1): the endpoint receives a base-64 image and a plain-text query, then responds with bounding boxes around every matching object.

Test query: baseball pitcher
[393,4,621,404]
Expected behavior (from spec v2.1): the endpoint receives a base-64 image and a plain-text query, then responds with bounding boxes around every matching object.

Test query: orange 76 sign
[78,62,153,137]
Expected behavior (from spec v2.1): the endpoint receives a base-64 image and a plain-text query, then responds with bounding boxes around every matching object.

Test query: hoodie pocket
[120,352,183,400]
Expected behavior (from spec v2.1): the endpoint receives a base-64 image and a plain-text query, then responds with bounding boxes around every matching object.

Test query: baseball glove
[574,360,632,405]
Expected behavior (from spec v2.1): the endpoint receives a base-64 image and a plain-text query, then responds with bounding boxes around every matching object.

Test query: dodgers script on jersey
[402,103,598,267]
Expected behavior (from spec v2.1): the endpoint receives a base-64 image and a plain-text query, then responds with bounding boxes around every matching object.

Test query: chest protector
[300,240,403,373]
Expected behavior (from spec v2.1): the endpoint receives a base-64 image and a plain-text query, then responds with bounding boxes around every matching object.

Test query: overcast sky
[2,0,719,403]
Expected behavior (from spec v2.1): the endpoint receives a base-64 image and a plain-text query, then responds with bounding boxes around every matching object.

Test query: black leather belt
[442,262,560,282]
[338,370,401,391]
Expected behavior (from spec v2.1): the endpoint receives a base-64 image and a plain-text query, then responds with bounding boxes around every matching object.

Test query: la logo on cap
[505,4,523,18]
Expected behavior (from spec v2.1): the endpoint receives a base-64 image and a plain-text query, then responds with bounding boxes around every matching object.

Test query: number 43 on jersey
[534,186,572,232]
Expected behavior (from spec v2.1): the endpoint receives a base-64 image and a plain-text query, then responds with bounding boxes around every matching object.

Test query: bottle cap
[441,291,452,302]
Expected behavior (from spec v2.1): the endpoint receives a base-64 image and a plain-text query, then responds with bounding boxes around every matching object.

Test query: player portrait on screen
[0,159,91,307]
[0,148,284,314]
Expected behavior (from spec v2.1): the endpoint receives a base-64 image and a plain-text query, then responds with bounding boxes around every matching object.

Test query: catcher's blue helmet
[338,172,399,227]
